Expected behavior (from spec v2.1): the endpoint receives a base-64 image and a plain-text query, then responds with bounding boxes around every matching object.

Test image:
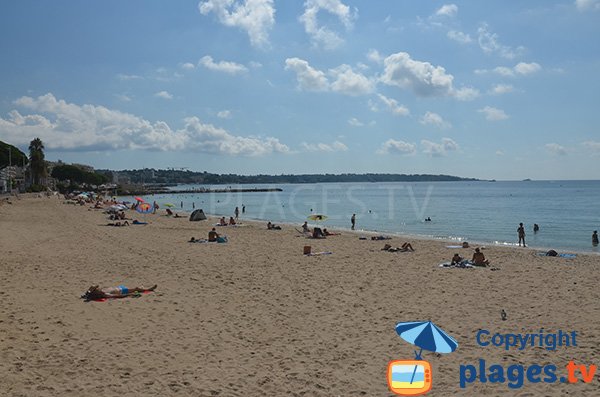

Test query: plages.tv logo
[387,321,458,396]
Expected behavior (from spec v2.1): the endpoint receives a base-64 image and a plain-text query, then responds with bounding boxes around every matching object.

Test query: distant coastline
[102,168,481,186]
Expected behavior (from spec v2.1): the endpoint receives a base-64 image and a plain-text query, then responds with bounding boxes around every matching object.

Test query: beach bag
[303,245,311,255]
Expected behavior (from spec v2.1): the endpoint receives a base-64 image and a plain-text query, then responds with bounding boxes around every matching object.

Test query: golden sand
[1,196,599,396]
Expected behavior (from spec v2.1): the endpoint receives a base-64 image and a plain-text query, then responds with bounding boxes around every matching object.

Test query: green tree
[29,138,47,186]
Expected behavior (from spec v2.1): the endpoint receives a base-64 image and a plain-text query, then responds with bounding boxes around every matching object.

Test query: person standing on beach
[242,204,245,214]
[234,206,239,219]
[517,223,526,247]
[351,214,356,230]
[593,231,599,246]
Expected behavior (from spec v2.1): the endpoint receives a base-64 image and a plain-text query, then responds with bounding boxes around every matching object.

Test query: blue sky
[1,0,599,180]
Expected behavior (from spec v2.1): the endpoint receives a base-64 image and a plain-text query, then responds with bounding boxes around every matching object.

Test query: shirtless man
[472,248,490,266]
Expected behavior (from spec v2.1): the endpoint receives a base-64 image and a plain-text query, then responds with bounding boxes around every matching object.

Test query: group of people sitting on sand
[300,221,341,238]
[217,216,237,226]
[108,210,128,221]
[188,227,228,243]
[451,247,490,267]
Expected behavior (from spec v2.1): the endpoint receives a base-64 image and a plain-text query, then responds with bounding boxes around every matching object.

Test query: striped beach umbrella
[395,321,458,357]
[136,202,153,214]
[395,321,458,386]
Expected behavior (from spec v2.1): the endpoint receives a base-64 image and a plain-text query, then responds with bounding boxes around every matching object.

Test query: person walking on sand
[234,206,239,219]
[517,222,526,247]
[351,214,356,230]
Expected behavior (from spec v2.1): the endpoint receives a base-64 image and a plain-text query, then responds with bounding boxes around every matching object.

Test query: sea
[121,180,600,254]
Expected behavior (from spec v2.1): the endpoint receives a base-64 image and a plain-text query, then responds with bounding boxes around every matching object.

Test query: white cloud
[299,0,357,49]
[199,55,248,74]
[447,30,472,44]
[454,87,480,101]
[348,117,364,127]
[435,4,458,17]
[301,140,348,152]
[154,91,173,100]
[490,84,514,95]
[378,139,416,155]
[495,150,504,156]
[545,143,567,155]
[380,52,452,97]
[217,110,232,119]
[380,52,475,100]
[575,0,600,11]
[514,62,542,75]
[477,23,524,59]
[377,94,409,116]
[329,65,375,96]
[181,62,196,70]
[367,49,383,64]
[477,62,541,77]
[115,94,132,102]
[0,93,289,156]
[117,73,143,81]
[284,58,329,92]
[583,140,600,153]
[420,111,451,129]
[478,106,509,121]
[421,138,459,157]
[198,0,275,48]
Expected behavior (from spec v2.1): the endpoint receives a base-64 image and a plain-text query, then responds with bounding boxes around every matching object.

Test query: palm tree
[29,137,47,186]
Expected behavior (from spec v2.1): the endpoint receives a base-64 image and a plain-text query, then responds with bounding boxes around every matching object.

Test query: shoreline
[172,209,600,256]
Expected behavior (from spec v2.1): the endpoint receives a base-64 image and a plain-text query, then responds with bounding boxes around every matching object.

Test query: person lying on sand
[106,221,129,227]
[382,242,414,252]
[371,235,391,240]
[267,221,281,230]
[472,248,490,266]
[323,228,340,236]
[82,284,157,300]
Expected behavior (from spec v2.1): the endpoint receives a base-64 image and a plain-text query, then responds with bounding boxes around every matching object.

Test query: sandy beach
[1,195,599,396]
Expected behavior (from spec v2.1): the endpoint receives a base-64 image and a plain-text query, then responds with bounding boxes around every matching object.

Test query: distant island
[101,168,480,186]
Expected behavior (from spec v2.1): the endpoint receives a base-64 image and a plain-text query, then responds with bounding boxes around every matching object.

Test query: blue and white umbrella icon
[395,321,458,384]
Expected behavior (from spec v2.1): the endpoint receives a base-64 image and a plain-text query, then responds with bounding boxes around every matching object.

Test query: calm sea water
[123,180,600,253]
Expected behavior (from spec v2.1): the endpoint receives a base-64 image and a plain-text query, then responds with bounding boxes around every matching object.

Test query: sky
[0,0,599,180]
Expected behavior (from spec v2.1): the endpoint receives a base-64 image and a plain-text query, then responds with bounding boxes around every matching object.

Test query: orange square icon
[387,360,432,396]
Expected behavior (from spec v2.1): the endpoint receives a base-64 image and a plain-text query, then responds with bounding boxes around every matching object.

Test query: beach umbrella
[136,202,153,214]
[395,321,457,356]
[307,214,328,221]
[395,321,458,384]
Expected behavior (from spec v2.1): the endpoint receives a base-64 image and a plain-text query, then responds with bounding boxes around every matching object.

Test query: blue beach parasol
[395,321,458,384]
